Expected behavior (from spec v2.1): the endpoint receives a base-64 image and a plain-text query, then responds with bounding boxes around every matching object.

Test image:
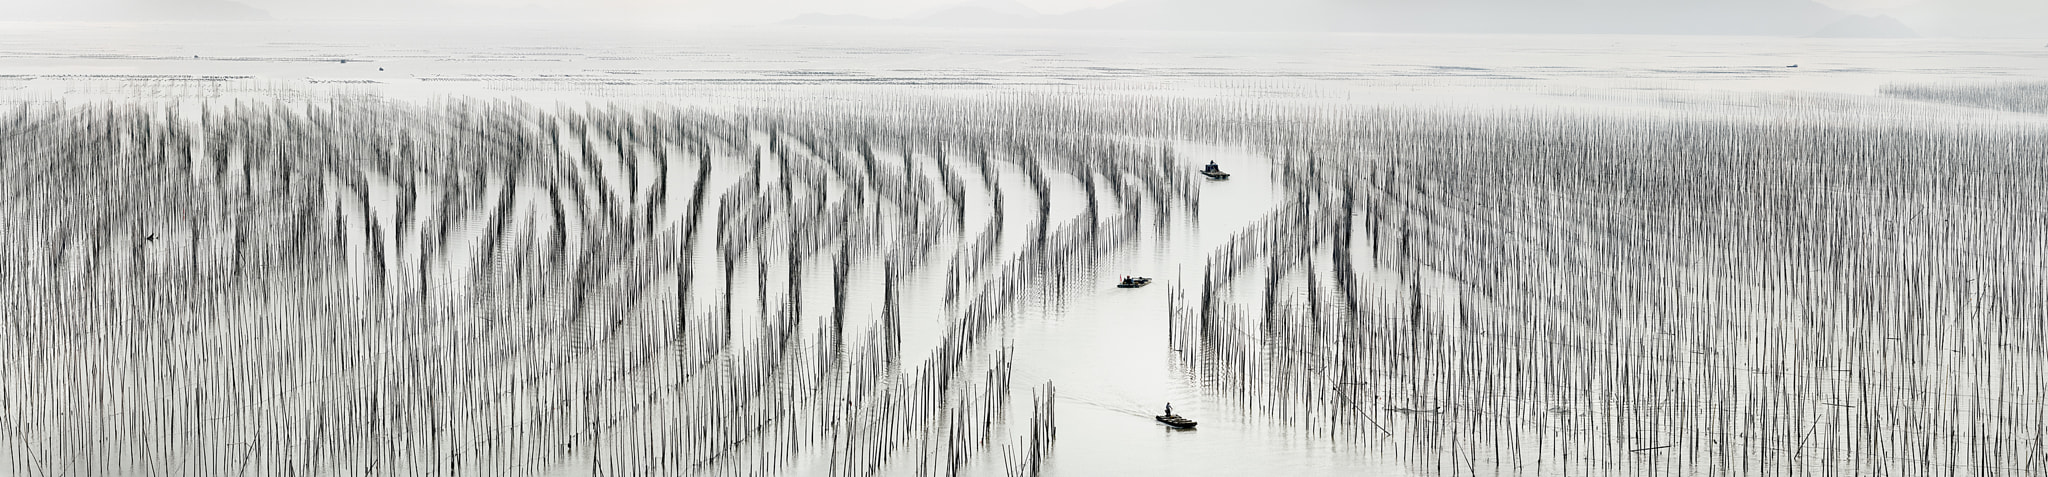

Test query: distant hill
[1883,1,2047,39]
[1811,14,1919,38]
[917,5,1045,28]
[923,0,1044,18]
[782,13,890,27]
[784,0,1884,37]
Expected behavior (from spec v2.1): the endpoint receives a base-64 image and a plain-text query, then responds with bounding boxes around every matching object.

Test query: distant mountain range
[1813,14,1918,39]
[784,0,1919,38]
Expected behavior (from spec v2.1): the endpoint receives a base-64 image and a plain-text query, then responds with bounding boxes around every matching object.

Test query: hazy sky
[1,0,2041,37]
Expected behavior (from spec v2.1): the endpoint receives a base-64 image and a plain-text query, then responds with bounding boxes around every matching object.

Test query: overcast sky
[0,0,2041,37]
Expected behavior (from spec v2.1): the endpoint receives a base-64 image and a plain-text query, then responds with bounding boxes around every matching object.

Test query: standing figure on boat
[1156,403,1197,428]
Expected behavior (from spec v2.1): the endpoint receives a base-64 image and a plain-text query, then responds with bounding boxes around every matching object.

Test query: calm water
[2,22,2043,98]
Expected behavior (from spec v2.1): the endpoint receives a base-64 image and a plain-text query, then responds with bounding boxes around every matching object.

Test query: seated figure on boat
[1200,161,1229,179]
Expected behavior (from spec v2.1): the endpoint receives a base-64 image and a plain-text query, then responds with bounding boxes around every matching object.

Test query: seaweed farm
[4,24,2048,477]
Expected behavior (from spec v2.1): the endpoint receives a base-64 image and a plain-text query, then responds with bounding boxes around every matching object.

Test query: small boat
[1156,414,1197,429]
[1200,161,1230,179]
[1117,276,1152,288]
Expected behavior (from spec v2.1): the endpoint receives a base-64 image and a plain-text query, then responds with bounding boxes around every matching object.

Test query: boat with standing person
[1157,403,1197,428]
